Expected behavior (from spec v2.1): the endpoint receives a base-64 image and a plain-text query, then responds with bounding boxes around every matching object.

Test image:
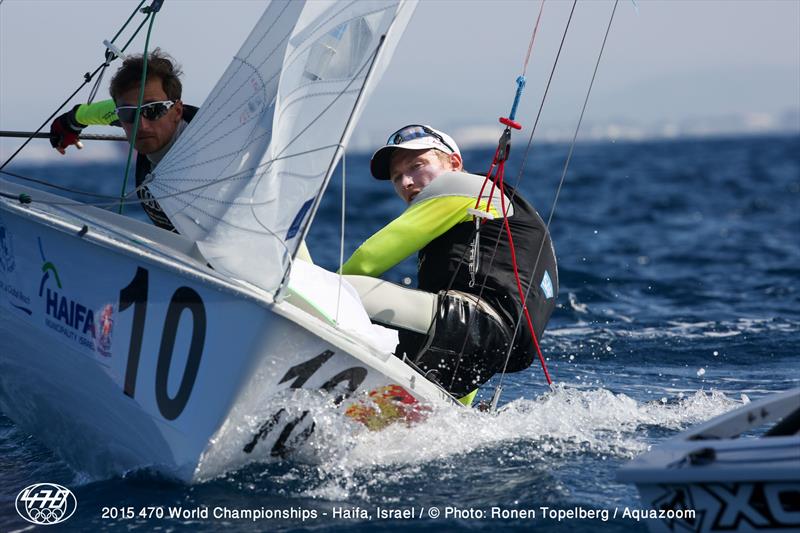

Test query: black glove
[49,105,85,154]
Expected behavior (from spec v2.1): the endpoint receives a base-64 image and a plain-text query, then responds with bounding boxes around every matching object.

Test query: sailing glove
[49,105,85,153]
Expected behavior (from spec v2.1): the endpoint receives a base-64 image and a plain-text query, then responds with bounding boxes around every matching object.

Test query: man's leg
[408,290,512,397]
[343,275,437,333]
[344,277,510,399]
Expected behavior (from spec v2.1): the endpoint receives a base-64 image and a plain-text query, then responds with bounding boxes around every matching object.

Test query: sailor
[49,49,315,265]
[342,125,558,401]
[49,49,190,232]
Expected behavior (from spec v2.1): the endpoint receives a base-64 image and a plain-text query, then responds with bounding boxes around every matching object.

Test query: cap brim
[370,145,396,180]
[370,139,449,180]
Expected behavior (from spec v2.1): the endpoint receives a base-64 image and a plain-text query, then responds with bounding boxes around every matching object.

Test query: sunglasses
[115,100,175,124]
[387,124,455,154]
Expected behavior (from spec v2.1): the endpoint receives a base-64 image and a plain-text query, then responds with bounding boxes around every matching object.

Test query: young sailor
[342,125,558,399]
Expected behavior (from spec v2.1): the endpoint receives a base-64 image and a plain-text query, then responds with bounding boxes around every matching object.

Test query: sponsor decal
[95,303,115,357]
[345,384,429,431]
[286,197,314,240]
[540,270,554,299]
[0,220,15,273]
[244,350,368,456]
[649,482,800,531]
[15,483,77,525]
[0,218,32,314]
[650,484,704,531]
[37,238,114,356]
[0,278,32,315]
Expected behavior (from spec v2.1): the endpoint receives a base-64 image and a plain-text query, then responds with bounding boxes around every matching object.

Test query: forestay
[150,0,416,293]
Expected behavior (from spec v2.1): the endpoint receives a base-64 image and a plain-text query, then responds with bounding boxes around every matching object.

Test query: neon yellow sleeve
[74,99,118,126]
[341,196,499,277]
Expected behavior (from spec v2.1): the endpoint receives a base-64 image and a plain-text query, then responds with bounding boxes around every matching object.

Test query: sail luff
[150,0,307,242]
[274,34,389,299]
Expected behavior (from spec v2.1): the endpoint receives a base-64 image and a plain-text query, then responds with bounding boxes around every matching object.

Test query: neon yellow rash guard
[341,195,499,277]
[73,99,118,126]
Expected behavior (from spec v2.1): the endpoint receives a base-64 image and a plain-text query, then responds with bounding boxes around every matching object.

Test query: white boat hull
[618,388,800,532]
[0,180,455,482]
[632,480,800,532]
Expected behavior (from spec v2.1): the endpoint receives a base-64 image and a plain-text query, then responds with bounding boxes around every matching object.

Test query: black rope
[414,0,617,398]
[498,0,620,391]
[117,10,157,213]
[0,62,116,173]
[0,0,152,172]
[111,0,149,43]
[87,62,109,104]
[511,0,579,196]
[420,1,579,394]
[478,0,580,386]
[0,191,31,204]
[5,144,340,210]
[0,169,124,199]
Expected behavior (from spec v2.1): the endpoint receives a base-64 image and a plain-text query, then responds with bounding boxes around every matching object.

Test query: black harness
[417,179,558,372]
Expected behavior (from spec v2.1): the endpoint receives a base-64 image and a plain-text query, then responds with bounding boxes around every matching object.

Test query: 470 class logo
[15,483,78,525]
[38,237,115,356]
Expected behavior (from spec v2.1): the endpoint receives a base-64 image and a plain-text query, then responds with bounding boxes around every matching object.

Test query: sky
[0,0,798,162]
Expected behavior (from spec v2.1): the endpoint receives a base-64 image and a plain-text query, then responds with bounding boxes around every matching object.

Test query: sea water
[1,134,798,532]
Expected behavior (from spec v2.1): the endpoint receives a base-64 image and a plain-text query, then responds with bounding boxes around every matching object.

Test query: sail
[150,0,417,293]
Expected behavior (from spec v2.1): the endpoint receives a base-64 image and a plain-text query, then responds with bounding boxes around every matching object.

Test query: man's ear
[173,100,184,121]
[449,152,463,171]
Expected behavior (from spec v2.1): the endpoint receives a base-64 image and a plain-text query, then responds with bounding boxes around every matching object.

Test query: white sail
[150,0,417,293]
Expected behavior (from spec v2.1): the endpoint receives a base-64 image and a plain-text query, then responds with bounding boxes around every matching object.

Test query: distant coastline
[2,122,798,165]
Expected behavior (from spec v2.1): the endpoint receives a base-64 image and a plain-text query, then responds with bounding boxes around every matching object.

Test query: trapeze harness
[133,105,198,232]
[396,172,558,396]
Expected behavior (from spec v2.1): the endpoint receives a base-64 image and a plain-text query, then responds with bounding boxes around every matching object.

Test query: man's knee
[398,290,511,396]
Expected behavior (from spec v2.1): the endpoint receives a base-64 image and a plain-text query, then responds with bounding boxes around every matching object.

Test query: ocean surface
[1,134,798,532]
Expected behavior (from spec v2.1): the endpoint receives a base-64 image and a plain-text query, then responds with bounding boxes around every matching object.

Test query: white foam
[220,386,743,500]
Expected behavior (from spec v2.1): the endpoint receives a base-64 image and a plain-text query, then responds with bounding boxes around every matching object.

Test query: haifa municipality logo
[37,237,115,356]
[15,483,78,525]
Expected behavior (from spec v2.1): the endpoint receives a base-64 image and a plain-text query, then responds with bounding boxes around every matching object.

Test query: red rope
[471,139,553,385]
[495,162,552,385]
[475,147,500,209]
[469,0,554,385]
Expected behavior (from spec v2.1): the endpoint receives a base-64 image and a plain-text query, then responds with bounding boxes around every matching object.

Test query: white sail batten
[150,0,416,292]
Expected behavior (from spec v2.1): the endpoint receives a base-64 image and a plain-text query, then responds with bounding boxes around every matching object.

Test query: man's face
[389,148,462,203]
[116,77,183,154]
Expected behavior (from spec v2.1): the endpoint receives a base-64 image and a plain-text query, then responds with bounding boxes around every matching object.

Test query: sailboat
[617,387,800,532]
[0,0,462,482]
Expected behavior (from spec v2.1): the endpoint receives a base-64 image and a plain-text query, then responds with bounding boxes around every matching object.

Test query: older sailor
[50,49,190,232]
[342,125,558,400]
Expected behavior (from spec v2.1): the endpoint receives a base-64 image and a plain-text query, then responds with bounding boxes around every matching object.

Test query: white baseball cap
[370,124,460,180]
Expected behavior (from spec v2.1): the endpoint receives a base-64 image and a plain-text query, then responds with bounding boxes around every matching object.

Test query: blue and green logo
[38,238,97,339]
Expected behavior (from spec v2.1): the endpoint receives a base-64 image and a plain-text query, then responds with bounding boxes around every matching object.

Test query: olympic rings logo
[15,483,77,525]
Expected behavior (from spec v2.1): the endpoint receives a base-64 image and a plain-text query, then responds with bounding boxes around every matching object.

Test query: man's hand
[49,105,85,154]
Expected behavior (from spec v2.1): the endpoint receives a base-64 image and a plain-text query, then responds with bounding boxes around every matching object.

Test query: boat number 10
[118,267,206,420]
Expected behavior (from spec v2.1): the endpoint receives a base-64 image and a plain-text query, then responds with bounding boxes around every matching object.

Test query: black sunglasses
[387,124,455,154]
[115,100,175,124]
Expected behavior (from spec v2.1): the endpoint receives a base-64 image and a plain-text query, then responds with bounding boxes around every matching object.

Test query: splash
[217,386,743,501]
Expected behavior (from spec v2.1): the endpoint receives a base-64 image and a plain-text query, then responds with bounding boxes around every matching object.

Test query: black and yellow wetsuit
[342,172,558,396]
